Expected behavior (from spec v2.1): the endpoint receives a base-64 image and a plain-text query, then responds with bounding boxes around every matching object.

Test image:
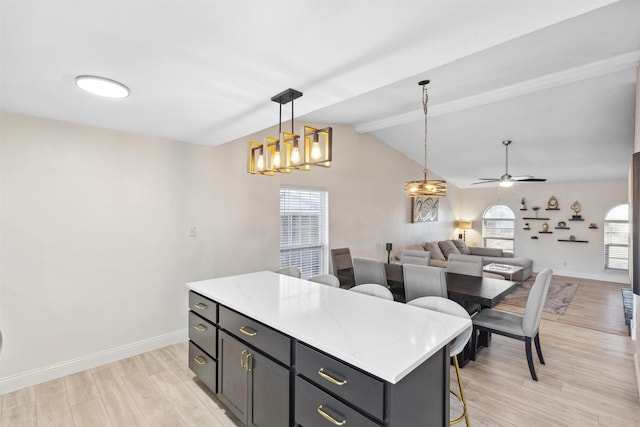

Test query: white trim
[0,329,187,395]
[356,50,640,133]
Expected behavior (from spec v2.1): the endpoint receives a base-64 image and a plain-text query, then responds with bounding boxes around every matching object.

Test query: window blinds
[280,187,329,279]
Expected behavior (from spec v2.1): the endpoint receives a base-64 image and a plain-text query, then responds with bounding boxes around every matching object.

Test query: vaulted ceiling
[2,1,638,188]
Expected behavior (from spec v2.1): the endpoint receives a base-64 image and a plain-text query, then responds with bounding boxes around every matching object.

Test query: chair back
[447,254,483,277]
[331,248,353,273]
[274,266,301,278]
[308,274,340,287]
[522,268,553,336]
[349,284,394,301]
[400,249,431,266]
[408,296,471,357]
[402,264,447,302]
[353,257,387,286]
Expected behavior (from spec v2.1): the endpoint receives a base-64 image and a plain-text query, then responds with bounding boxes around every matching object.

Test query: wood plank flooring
[1,275,638,426]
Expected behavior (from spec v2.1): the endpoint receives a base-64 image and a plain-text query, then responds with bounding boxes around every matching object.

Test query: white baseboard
[0,329,188,395]
[634,351,640,403]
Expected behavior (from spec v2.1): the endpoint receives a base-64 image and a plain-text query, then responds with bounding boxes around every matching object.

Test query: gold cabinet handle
[239,326,257,337]
[193,355,207,366]
[193,302,207,310]
[317,405,346,426]
[193,323,207,332]
[240,350,247,369]
[245,352,252,372]
[318,368,347,386]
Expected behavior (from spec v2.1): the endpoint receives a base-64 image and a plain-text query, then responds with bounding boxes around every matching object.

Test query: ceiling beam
[355,50,640,134]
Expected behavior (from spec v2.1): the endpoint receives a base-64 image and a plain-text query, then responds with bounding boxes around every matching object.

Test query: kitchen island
[187,271,470,426]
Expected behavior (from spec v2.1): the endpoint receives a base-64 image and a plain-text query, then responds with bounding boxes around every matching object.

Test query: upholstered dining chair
[471,268,554,381]
[400,248,431,266]
[353,257,387,286]
[330,247,355,288]
[447,254,483,277]
[408,297,472,426]
[402,264,447,302]
[274,266,301,278]
[349,283,394,301]
[308,274,340,288]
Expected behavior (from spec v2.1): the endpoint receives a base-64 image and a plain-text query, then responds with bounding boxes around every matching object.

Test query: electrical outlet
[189,226,197,237]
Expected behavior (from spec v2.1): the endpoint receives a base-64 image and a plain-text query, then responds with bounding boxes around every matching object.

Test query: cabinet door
[218,331,249,425]
[248,351,290,427]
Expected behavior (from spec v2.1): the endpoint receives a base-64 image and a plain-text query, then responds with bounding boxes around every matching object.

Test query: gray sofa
[416,239,533,282]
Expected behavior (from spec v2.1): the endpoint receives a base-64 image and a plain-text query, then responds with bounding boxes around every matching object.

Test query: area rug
[502,281,579,315]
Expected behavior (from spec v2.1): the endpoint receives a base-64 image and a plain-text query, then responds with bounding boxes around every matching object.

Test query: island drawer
[189,341,217,393]
[218,306,291,366]
[188,311,216,357]
[295,342,384,421]
[189,291,217,324]
[295,376,382,427]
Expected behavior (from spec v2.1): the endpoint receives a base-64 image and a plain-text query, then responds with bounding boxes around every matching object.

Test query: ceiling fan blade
[471,179,499,185]
[515,178,547,182]
[510,175,533,180]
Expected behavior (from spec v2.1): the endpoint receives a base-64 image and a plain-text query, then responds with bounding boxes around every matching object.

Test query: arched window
[482,205,515,254]
[604,204,629,271]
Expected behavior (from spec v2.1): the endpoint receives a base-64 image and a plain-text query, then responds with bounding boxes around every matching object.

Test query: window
[280,187,329,279]
[604,204,629,271]
[482,205,515,254]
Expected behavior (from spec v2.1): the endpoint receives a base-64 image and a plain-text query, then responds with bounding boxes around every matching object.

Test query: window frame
[482,205,516,255]
[279,186,329,279]
[604,204,629,271]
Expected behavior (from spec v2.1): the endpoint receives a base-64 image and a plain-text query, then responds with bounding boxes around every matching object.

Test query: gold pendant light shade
[247,89,332,175]
[404,80,447,197]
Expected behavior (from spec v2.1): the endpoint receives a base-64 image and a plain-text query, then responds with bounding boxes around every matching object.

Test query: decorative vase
[542,222,549,232]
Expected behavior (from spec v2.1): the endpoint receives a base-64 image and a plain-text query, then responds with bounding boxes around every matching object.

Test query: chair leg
[525,336,538,381]
[534,333,545,365]
[470,327,477,361]
[450,355,470,426]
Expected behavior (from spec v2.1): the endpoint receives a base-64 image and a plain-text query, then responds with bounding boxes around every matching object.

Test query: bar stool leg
[450,355,470,426]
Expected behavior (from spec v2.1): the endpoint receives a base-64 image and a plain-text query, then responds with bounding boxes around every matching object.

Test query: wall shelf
[538,231,553,234]
[555,226,570,230]
[558,239,588,243]
[531,236,539,240]
[523,217,550,220]
[545,208,560,211]
[568,218,584,221]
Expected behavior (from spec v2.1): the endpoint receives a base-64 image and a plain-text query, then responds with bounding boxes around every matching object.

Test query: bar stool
[408,296,472,426]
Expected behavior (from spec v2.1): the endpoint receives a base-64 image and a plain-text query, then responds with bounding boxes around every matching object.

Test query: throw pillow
[424,242,446,261]
[438,240,461,259]
[452,239,471,255]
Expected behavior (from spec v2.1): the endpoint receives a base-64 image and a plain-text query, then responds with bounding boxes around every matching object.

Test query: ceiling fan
[472,140,547,187]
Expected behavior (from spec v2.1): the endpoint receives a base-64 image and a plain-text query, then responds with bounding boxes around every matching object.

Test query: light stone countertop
[187,270,471,384]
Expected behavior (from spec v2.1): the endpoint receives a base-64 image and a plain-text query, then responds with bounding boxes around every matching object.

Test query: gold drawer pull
[193,355,207,366]
[193,324,207,332]
[317,405,346,426]
[193,302,207,310]
[318,368,347,386]
[239,326,257,337]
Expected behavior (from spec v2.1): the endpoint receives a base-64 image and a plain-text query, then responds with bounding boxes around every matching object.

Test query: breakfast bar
[187,271,470,426]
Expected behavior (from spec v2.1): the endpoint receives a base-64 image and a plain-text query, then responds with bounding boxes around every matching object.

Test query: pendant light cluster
[248,88,332,175]
[404,80,447,197]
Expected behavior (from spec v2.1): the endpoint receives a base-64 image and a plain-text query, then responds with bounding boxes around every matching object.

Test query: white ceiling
[1,0,639,188]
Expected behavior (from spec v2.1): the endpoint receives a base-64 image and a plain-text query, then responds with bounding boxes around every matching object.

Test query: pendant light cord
[422,82,429,179]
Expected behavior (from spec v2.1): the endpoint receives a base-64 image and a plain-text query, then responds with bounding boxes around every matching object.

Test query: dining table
[384,263,519,366]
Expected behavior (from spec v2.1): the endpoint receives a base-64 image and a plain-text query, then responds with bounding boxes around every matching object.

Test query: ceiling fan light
[499,180,514,188]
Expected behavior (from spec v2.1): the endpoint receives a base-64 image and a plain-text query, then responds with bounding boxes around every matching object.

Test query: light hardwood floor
[1,275,638,426]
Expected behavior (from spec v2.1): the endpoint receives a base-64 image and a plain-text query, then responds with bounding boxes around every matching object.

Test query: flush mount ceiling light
[248,88,332,175]
[75,75,129,98]
[404,80,447,197]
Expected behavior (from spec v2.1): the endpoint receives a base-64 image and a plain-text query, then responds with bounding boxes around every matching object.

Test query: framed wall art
[411,197,439,223]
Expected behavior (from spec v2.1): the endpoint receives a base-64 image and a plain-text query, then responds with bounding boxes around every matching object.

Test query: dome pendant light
[404,80,447,197]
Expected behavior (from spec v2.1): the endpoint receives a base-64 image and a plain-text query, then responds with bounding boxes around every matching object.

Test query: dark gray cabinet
[218,330,290,427]
[188,291,218,393]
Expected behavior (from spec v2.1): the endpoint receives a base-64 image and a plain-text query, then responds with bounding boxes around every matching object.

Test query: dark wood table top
[384,263,518,308]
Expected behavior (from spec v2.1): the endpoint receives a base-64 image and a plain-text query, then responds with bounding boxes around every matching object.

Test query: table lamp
[455,220,472,241]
